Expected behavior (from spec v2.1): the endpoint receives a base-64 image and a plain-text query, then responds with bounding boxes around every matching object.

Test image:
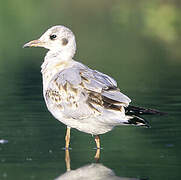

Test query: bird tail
[124,105,166,128]
[125,105,166,116]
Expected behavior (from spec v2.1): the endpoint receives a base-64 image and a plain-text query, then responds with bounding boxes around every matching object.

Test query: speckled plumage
[24,25,150,148]
[43,59,132,135]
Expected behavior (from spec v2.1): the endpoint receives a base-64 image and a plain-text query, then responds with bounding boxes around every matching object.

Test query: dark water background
[0,0,181,179]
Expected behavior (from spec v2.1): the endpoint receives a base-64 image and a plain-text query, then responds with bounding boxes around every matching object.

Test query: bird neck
[41,50,73,90]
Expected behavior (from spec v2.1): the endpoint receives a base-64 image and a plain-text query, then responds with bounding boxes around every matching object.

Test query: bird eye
[50,34,57,40]
[62,38,68,45]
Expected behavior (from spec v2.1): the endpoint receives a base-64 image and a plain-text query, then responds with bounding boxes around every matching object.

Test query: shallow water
[0,61,181,180]
[1,1,181,179]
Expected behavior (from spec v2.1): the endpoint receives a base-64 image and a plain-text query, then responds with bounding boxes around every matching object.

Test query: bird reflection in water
[55,149,146,180]
[64,149,100,172]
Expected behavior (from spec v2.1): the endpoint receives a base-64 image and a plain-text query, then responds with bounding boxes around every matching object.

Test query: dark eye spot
[50,34,57,40]
[62,38,68,45]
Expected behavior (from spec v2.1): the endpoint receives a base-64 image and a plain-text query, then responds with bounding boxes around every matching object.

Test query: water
[0,52,180,180]
[1,1,181,179]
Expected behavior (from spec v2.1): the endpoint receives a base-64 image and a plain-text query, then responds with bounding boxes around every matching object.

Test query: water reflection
[55,149,144,180]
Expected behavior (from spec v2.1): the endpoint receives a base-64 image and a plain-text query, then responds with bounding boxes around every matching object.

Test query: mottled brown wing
[45,63,131,119]
[79,66,131,107]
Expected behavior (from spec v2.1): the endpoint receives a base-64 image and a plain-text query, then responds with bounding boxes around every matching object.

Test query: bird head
[23,25,77,60]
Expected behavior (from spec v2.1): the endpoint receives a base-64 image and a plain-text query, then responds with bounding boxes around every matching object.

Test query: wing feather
[79,64,131,106]
[45,62,131,119]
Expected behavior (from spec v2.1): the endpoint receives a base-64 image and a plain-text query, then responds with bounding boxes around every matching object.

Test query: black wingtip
[124,115,151,128]
[126,105,167,116]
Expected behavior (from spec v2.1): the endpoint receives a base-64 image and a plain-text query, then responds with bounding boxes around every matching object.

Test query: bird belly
[45,98,128,135]
[43,83,128,135]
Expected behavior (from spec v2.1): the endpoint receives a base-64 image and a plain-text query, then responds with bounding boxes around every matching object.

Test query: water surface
[1,1,181,179]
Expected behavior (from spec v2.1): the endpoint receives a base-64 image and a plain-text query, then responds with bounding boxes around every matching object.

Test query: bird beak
[23,39,45,48]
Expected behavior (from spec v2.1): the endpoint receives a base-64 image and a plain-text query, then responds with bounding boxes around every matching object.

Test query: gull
[23,25,162,151]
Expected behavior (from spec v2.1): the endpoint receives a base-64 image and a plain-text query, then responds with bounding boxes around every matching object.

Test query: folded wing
[45,62,131,119]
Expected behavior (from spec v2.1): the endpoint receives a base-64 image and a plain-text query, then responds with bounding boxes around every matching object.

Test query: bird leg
[94,135,100,149]
[65,126,71,149]
[65,149,71,171]
[94,135,101,161]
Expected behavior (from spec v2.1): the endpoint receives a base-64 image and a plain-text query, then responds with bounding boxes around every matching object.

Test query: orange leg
[94,135,100,149]
[65,127,71,149]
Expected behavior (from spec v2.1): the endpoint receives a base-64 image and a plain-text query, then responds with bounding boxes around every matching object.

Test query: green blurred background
[0,0,181,179]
